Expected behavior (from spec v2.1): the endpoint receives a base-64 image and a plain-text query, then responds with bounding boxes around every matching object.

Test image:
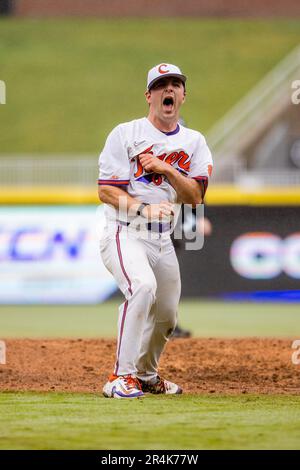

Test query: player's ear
[145,90,151,105]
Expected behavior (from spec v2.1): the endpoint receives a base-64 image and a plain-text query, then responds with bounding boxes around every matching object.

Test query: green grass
[0,300,299,338]
[0,18,300,153]
[0,392,300,449]
[1,300,299,450]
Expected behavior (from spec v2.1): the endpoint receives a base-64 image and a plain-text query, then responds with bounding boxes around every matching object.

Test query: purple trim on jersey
[136,175,152,184]
[161,123,180,136]
[98,179,129,186]
[114,225,133,375]
[178,168,189,176]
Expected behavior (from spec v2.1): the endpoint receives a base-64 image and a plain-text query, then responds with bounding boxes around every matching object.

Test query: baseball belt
[118,220,171,233]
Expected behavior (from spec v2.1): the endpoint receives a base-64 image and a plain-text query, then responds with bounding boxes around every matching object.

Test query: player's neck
[147,114,178,134]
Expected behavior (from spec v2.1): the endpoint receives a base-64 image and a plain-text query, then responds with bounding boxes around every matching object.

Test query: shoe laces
[153,376,167,392]
[123,375,141,391]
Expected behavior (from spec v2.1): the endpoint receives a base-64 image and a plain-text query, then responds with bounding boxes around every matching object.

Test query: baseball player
[98,63,213,398]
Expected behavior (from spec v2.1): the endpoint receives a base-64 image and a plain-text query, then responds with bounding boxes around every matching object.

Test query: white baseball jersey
[98,117,213,223]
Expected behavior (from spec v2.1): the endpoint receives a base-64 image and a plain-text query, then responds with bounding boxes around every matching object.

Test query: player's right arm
[98,125,173,220]
[98,185,173,220]
[98,185,139,213]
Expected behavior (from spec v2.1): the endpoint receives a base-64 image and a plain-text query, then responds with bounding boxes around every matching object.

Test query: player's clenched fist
[139,153,169,174]
[142,201,175,221]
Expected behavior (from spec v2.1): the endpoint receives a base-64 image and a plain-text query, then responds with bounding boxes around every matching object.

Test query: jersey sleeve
[98,125,130,187]
[188,134,213,198]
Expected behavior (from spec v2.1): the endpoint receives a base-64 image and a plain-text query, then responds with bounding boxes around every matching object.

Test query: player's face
[145,77,186,123]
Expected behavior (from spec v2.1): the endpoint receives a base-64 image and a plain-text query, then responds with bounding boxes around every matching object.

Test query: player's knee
[161,311,177,333]
[158,305,177,323]
[156,316,177,338]
[167,316,177,333]
[136,278,157,302]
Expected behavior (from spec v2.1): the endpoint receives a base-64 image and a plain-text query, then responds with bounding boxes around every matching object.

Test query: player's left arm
[139,153,201,204]
[139,138,212,206]
[162,164,203,205]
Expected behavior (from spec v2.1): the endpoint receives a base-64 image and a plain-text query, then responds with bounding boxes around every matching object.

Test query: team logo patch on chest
[133,145,191,185]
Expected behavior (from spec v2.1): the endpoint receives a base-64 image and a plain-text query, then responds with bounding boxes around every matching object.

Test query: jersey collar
[160,124,180,136]
[145,117,180,137]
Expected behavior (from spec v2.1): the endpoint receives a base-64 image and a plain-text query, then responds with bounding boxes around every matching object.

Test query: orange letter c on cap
[158,64,169,74]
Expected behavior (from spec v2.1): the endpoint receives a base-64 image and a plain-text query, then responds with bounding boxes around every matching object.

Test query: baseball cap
[147,63,187,91]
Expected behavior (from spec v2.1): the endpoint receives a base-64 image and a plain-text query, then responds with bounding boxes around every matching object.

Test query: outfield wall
[177,205,300,301]
[0,205,116,304]
[0,186,299,303]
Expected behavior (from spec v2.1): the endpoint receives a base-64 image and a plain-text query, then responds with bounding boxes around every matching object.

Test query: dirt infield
[0,338,299,394]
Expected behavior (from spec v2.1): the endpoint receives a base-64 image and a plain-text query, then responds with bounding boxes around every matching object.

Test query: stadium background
[0,0,300,450]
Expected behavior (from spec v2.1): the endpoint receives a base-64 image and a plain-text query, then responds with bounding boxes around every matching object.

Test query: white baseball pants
[100,223,181,381]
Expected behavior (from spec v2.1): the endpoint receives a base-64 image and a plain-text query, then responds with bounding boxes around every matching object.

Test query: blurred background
[0,0,300,337]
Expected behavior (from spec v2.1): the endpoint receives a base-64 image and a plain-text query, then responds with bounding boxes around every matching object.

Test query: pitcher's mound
[0,338,299,394]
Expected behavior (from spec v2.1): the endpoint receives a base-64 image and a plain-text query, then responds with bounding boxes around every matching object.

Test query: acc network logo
[0,228,86,261]
[0,207,116,304]
[230,232,300,279]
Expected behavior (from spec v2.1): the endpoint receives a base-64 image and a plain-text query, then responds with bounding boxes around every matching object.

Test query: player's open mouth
[162,96,174,112]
